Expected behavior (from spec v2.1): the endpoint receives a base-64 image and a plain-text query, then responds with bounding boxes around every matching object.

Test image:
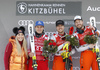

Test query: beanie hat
[13,26,25,36]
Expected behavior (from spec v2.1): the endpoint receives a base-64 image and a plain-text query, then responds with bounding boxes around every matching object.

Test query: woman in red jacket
[4,26,28,70]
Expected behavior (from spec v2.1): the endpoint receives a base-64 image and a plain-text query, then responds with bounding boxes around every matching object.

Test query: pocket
[13,56,21,63]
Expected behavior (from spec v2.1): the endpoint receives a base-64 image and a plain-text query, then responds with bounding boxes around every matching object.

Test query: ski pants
[80,50,99,70]
[28,58,49,70]
[52,56,73,70]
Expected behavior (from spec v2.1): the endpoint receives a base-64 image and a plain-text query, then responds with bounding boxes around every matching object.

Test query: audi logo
[18,20,34,26]
[45,32,56,38]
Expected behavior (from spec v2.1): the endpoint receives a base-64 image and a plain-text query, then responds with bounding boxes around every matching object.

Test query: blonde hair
[15,37,28,58]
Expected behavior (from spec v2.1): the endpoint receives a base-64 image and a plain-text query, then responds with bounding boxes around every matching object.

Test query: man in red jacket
[74,15,100,70]
[27,21,49,70]
[51,20,75,70]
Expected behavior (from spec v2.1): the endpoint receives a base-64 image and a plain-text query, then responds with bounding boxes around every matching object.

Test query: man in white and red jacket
[51,20,75,70]
[73,15,100,70]
[27,21,49,70]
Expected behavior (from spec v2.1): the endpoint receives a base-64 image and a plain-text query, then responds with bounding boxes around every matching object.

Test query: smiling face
[35,25,44,34]
[16,33,24,41]
[56,24,64,34]
[75,19,83,29]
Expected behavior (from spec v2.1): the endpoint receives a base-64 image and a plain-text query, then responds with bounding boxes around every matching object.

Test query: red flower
[49,42,52,45]
[53,42,56,46]
[89,33,93,35]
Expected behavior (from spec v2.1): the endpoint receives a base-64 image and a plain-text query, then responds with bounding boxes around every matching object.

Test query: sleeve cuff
[94,27,97,32]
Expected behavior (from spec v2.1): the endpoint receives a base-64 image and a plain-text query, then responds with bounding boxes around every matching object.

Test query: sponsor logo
[45,32,56,38]
[18,20,34,26]
[44,21,55,24]
[18,30,22,33]
[18,20,56,26]
[87,6,100,11]
[79,30,90,40]
[73,67,80,70]
[72,57,80,59]
[38,21,42,24]
[16,1,81,15]
[17,2,27,14]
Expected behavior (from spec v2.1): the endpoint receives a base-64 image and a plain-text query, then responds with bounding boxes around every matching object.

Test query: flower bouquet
[65,35,79,47]
[42,39,58,58]
[84,32,98,44]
